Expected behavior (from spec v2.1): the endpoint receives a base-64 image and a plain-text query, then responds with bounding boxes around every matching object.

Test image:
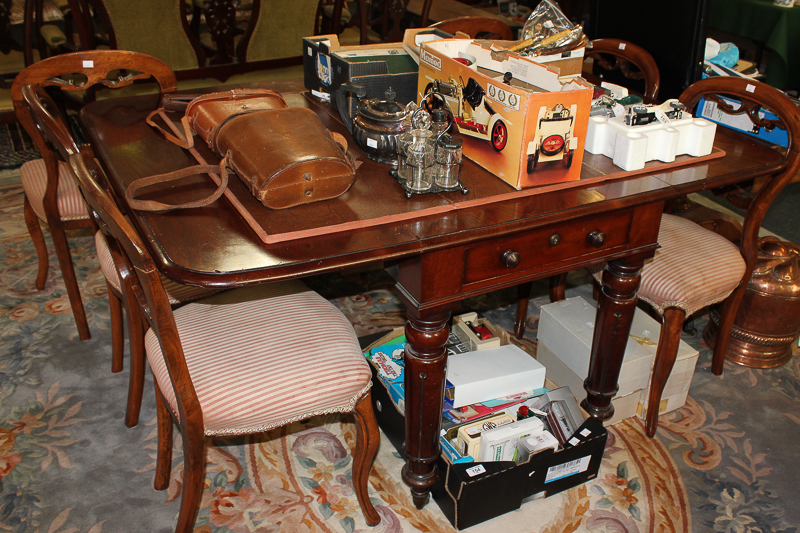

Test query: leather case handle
[126,152,231,211]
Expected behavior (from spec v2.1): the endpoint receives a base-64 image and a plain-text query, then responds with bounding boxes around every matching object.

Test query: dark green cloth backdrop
[708,0,800,91]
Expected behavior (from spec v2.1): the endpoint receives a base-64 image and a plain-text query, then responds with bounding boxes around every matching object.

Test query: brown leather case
[217,107,356,209]
[185,89,287,149]
[137,89,356,211]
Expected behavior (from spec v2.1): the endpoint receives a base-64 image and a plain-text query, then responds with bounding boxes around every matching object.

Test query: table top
[80,79,784,288]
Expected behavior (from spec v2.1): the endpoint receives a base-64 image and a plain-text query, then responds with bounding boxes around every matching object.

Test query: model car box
[362,328,606,530]
[537,296,700,422]
[302,34,419,117]
[416,38,593,189]
[401,28,586,77]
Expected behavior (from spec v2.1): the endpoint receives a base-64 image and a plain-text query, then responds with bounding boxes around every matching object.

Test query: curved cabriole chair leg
[23,195,49,291]
[514,281,534,339]
[47,212,91,341]
[711,280,749,376]
[352,391,381,526]
[124,305,146,428]
[549,273,567,303]
[644,307,686,437]
[174,427,206,533]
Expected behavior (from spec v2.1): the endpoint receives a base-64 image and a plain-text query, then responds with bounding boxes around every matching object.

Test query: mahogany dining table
[79,77,784,508]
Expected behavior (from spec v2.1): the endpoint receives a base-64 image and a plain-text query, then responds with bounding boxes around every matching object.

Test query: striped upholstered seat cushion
[95,231,222,304]
[594,213,746,316]
[21,159,90,222]
[144,281,372,436]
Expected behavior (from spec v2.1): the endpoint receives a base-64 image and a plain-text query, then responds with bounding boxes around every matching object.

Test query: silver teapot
[336,85,410,165]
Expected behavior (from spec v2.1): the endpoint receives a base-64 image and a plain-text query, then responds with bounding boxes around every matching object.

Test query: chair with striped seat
[593,213,745,437]
[69,150,381,532]
[11,50,177,341]
[516,77,800,437]
[94,231,221,428]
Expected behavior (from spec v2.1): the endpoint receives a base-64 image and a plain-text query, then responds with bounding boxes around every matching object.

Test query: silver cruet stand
[390,93,468,198]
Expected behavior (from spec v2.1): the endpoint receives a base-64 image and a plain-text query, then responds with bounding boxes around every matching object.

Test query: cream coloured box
[537,296,699,422]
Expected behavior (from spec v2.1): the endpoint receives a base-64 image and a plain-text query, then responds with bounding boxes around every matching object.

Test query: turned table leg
[401,309,452,509]
[581,257,645,420]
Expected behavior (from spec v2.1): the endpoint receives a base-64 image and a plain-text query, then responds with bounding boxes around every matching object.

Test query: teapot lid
[359,87,407,122]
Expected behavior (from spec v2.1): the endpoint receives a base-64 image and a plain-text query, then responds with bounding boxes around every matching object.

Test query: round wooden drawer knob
[587,230,606,248]
[502,249,521,268]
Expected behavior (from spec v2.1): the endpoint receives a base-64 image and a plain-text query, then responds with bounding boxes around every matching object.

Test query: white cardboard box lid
[536,343,640,426]
[537,296,698,396]
[446,344,546,408]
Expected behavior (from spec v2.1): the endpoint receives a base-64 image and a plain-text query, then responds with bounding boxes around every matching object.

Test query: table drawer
[463,210,634,285]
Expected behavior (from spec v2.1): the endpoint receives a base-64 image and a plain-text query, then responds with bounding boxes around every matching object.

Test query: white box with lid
[537,296,700,421]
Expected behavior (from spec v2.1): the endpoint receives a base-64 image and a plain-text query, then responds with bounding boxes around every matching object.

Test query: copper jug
[704,237,800,368]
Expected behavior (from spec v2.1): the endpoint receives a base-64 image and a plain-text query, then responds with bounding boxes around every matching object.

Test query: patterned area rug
[0,182,798,532]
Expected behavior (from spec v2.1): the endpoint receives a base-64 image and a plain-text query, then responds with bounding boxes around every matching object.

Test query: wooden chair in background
[11,51,175,346]
[429,15,513,40]
[678,78,800,377]
[23,0,94,65]
[584,37,661,100]
[516,77,800,437]
[325,0,434,45]
[67,148,381,533]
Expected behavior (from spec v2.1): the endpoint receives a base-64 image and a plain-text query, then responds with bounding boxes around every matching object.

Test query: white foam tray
[584,112,717,171]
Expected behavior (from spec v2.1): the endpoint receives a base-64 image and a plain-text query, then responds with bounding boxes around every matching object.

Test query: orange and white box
[416,38,593,189]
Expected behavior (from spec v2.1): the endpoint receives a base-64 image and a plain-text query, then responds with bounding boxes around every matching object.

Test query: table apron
[392,202,663,310]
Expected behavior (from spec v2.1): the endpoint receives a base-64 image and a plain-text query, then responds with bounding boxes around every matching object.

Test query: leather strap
[147,108,194,149]
[126,152,231,212]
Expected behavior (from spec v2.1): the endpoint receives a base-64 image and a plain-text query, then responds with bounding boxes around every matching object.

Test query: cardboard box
[697,95,790,148]
[537,296,700,422]
[302,34,419,119]
[363,328,605,531]
[636,347,700,420]
[401,29,585,75]
[536,342,641,426]
[434,416,605,530]
[446,344,547,408]
[416,38,593,189]
[537,297,658,398]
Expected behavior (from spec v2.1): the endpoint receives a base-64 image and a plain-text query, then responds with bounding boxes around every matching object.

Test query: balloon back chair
[326,0,434,45]
[65,150,381,531]
[584,37,661,100]
[11,50,177,342]
[429,16,514,40]
[517,76,800,437]
[679,78,800,376]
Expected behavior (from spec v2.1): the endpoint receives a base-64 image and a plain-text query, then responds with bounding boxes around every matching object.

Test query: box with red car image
[416,38,593,189]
